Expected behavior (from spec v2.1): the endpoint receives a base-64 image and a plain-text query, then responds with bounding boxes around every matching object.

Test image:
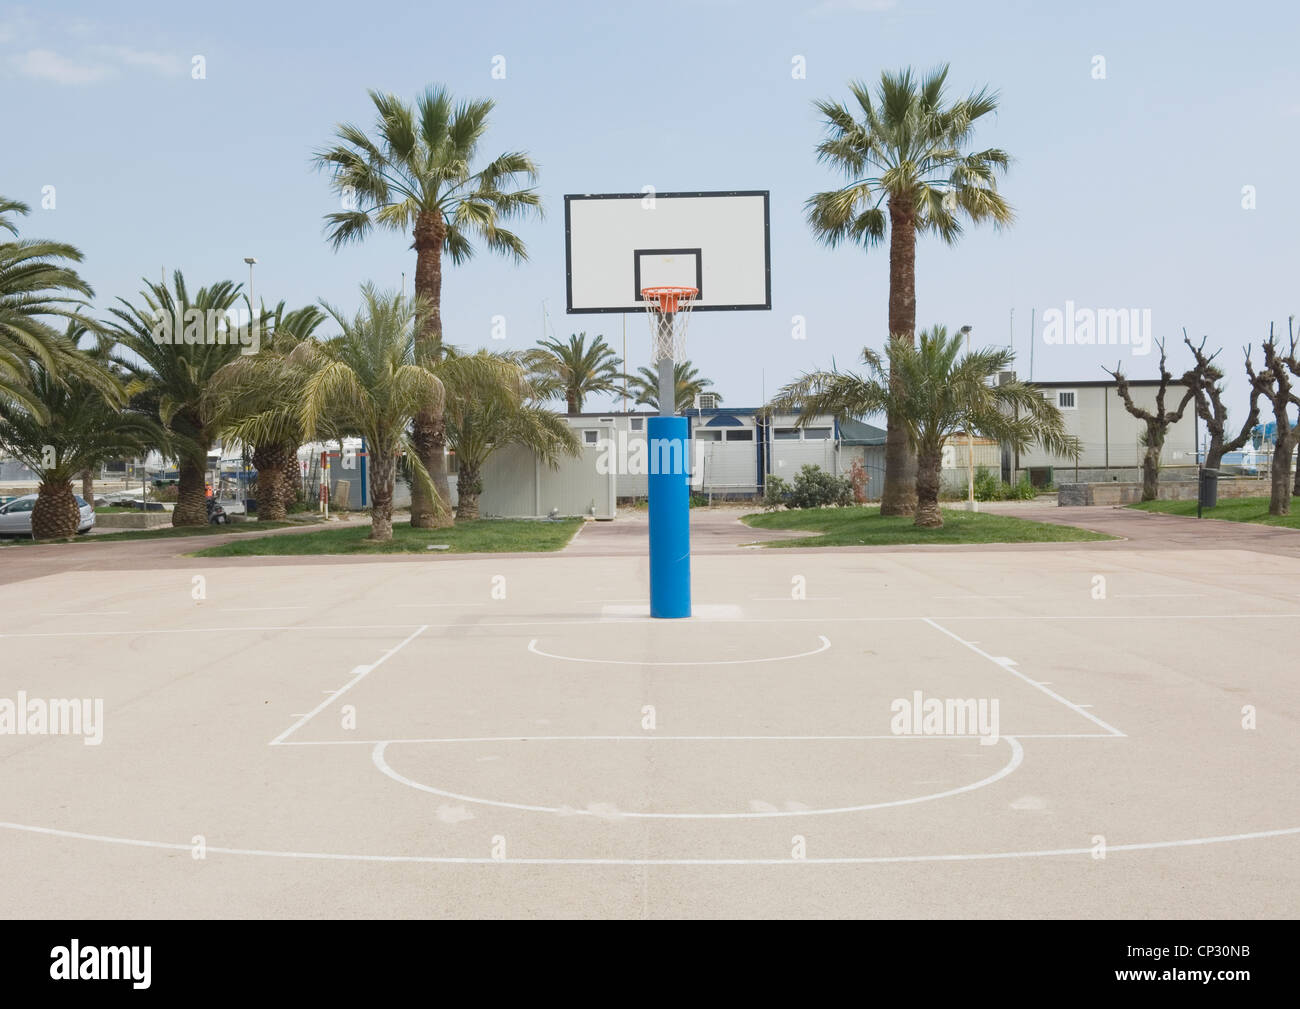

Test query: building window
[774,427,800,440]
[630,417,644,432]
[694,430,722,441]
[803,427,833,440]
[582,429,600,445]
[725,429,753,441]
[1056,390,1077,410]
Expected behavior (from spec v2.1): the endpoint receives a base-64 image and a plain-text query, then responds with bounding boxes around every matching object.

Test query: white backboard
[565,191,771,314]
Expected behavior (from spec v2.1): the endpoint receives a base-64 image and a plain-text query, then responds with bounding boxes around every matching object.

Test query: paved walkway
[3,502,1296,588]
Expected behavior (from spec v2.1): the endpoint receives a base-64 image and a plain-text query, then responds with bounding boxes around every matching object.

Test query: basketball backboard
[564,191,771,314]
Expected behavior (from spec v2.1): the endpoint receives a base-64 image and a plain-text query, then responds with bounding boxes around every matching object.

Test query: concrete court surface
[0,513,1298,918]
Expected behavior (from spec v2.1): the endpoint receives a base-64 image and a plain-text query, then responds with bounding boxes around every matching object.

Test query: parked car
[0,494,96,537]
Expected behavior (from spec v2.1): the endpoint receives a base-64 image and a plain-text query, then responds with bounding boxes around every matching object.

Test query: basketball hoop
[641,285,697,363]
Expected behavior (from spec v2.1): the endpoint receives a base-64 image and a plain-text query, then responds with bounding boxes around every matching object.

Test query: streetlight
[960,324,976,512]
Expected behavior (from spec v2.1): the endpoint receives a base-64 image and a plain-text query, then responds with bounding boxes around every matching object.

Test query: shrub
[762,475,791,510]
[972,466,1001,501]
[971,466,1040,501]
[787,464,853,509]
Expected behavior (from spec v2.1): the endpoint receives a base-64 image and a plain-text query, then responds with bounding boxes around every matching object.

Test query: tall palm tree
[529,332,621,414]
[771,327,1074,528]
[624,360,718,414]
[0,197,96,416]
[445,350,580,519]
[293,286,444,542]
[0,354,160,539]
[105,271,245,526]
[314,86,542,528]
[204,302,326,520]
[806,66,1013,516]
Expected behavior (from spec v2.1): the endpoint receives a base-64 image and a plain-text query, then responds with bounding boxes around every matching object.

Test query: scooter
[207,499,229,525]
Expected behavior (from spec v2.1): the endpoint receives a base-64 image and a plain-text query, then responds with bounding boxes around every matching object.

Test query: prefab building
[1019,379,1199,483]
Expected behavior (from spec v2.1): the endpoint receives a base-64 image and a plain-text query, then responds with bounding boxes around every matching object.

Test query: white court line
[2,612,1297,639]
[394,603,487,608]
[923,618,1125,738]
[268,624,428,746]
[1111,593,1205,599]
[527,635,831,666]
[370,736,1024,819]
[40,611,129,616]
[277,732,1120,746]
[3,818,1294,864]
[750,597,842,601]
[933,595,1024,600]
[220,606,307,612]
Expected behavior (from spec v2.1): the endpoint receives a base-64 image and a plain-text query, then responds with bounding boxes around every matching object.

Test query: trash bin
[1198,468,1219,510]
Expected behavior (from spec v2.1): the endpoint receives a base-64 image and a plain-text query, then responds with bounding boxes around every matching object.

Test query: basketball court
[0,537,1297,918]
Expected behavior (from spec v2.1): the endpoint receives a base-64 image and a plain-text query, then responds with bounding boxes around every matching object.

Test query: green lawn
[742,505,1112,546]
[190,517,584,556]
[1130,496,1300,529]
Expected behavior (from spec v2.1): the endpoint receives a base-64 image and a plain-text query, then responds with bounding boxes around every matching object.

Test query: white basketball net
[641,286,697,364]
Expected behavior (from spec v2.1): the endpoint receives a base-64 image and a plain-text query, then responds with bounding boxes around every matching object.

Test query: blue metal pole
[647,415,691,618]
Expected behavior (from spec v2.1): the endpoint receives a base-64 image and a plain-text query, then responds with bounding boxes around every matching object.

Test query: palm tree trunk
[174,456,208,526]
[882,197,918,517]
[913,448,944,528]
[567,391,579,415]
[368,448,396,541]
[410,209,453,529]
[455,461,482,520]
[80,468,94,509]
[252,443,287,521]
[32,479,81,539]
[280,447,302,512]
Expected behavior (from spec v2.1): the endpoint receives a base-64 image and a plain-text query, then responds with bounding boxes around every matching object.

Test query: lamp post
[960,325,976,512]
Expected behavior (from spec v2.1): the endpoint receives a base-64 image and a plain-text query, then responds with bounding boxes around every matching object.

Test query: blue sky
[4,0,1297,420]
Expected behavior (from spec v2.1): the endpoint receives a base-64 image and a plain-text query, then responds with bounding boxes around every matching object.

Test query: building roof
[837,417,888,446]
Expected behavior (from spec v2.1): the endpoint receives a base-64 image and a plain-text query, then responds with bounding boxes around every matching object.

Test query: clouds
[808,0,898,15]
[14,47,115,85]
[2,11,182,85]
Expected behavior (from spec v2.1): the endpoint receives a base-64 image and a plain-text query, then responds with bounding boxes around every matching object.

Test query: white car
[0,494,96,537]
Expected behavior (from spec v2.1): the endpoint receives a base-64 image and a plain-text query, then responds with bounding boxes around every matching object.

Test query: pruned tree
[1104,339,1194,501]
[1180,330,1260,471]
[1243,318,1300,516]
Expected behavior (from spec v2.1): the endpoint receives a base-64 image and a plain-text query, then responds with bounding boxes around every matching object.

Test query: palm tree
[105,271,245,526]
[806,66,1013,516]
[204,302,326,520]
[528,333,622,414]
[445,351,580,519]
[624,360,719,414]
[771,327,1074,528]
[293,286,444,542]
[314,86,542,528]
[0,354,160,539]
[0,197,96,416]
